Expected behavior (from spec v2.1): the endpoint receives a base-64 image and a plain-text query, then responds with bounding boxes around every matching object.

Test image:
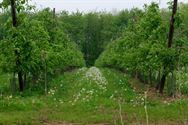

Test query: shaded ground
[129,78,188,103]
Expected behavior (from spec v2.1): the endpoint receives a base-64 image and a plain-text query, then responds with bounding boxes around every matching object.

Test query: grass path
[0,67,188,125]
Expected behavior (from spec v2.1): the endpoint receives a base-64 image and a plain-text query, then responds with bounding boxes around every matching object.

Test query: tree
[0,3,85,93]
[157,0,178,94]
[10,0,25,91]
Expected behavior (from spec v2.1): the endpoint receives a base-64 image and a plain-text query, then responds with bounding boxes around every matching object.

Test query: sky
[30,0,188,12]
[1,0,188,12]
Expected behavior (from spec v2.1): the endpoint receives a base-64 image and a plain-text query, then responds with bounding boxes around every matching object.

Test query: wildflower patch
[85,67,108,91]
[70,67,108,104]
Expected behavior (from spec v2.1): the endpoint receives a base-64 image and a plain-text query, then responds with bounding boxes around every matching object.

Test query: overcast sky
[30,0,188,12]
[1,0,188,12]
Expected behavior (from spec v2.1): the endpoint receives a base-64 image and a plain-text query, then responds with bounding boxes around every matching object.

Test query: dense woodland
[0,0,188,124]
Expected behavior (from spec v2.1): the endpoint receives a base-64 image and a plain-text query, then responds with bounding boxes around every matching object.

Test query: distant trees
[60,11,130,66]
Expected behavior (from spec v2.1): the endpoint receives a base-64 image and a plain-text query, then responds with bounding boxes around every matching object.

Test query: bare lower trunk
[159,74,167,94]
[149,69,152,84]
[18,71,24,92]
[156,70,161,90]
[24,74,27,88]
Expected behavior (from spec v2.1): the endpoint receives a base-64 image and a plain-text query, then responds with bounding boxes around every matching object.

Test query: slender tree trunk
[51,8,56,42]
[149,69,152,84]
[168,0,178,48]
[158,66,167,94]
[10,0,24,92]
[53,8,56,19]
[158,0,178,94]
[23,74,26,88]
[15,50,24,92]
[10,0,17,27]
[156,70,161,90]
[44,60,47,95]
[18,71,24,91]
[159,74,167,93]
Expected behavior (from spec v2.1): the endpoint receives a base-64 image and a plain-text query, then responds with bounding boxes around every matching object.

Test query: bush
[177,70,188,95]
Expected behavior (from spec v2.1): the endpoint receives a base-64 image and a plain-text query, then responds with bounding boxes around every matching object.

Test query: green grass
[0,68,188,125]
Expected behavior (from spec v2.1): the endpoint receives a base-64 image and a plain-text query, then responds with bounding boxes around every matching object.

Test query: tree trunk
[10,0,24,92]
[10,0,17,27]
[159,74,167,94]
[44,60,47,95]
[149,69,152,84]
[168,0,178,48]
[18,71,24,91]
[156,70,161,90]
[158,0,178,94]
[23,73,27,88]
[53,8,56,19]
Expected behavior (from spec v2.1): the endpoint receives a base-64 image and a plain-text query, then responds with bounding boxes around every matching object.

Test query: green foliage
[33,8,85,72]
[60,10,130,66]
[0,0,34,13]
[96,2,188,92]
[0,7,85,92]
[0,15,50,73]
[97,3,166,70]
[176,69,188,95]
